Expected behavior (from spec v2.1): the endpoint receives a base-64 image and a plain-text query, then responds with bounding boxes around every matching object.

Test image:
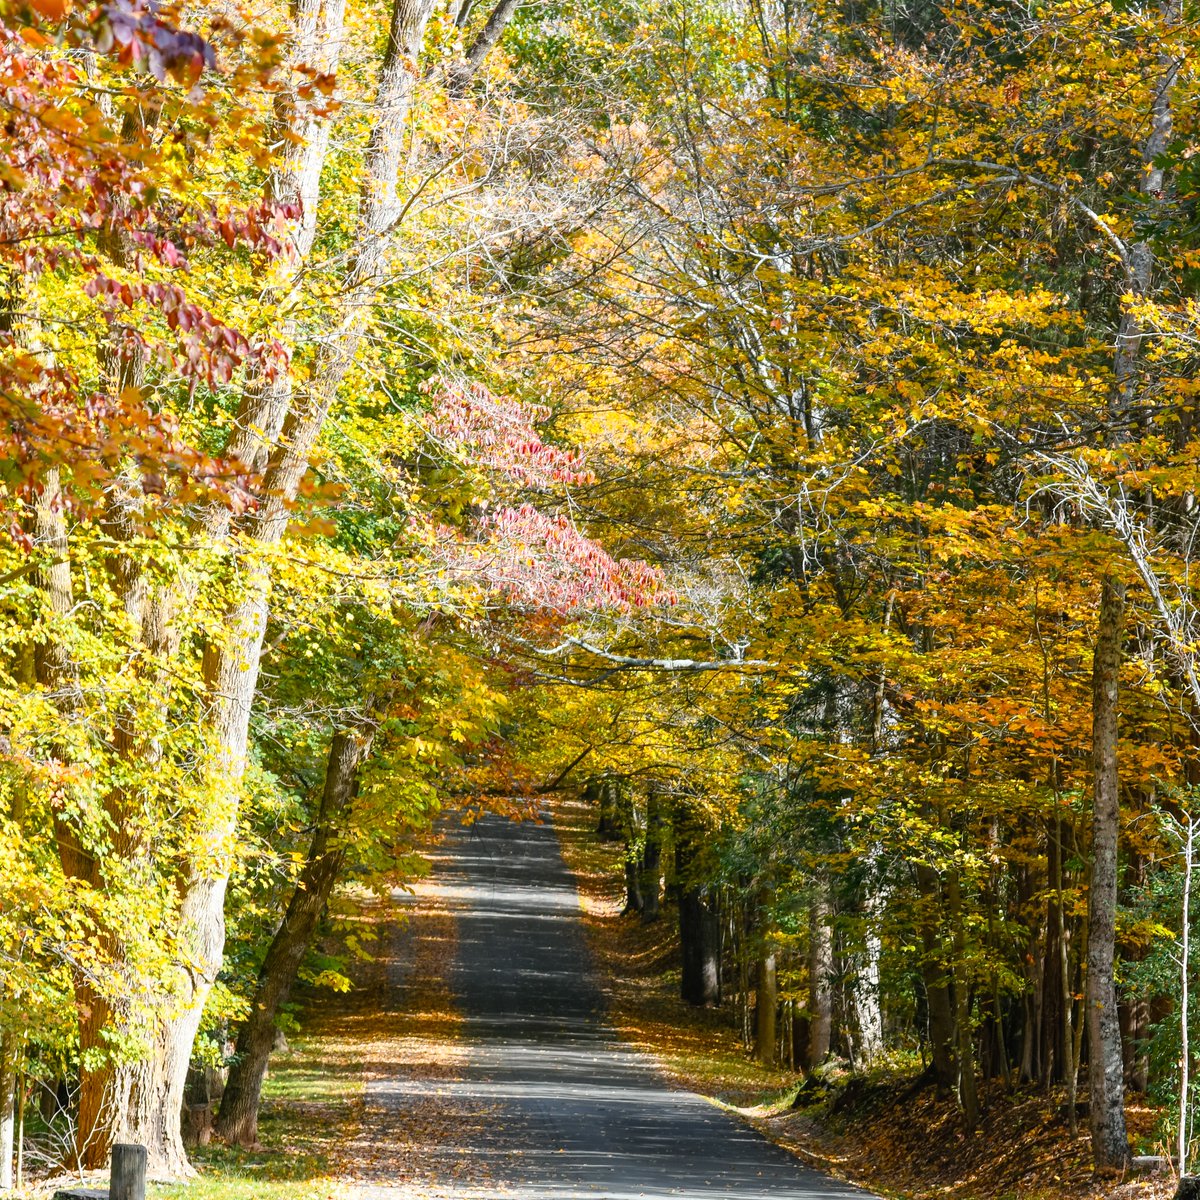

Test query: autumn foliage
[5,0,1200,1188]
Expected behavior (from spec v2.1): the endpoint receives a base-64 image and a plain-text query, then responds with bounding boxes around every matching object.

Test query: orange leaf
[30,0,69,21]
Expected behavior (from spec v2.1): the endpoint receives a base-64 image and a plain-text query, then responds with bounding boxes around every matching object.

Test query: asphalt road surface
[362,813,875,1200]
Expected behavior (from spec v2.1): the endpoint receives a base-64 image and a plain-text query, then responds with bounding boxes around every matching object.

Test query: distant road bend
[359,813,878,1200]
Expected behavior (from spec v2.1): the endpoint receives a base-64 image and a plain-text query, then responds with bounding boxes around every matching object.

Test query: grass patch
[150,1029,362,1200]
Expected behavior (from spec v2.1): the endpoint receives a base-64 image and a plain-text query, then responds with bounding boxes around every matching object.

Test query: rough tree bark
[50,0,352,1173]
[1088,577,1130,1170]
[215,719,376,1147]
[807,881,833,1069]
[1081,5,1177,1169]
[852,928,885,1066]
[28,474,124,1167]
[852,855,885,1066]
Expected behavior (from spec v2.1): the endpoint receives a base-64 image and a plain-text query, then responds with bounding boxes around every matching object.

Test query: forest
[1,0,1200,1194]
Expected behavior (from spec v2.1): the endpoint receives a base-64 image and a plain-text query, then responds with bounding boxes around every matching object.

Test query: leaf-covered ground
[550,794,1176,1200]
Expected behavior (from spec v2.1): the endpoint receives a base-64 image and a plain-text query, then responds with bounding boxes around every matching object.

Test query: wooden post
[110,1144,146,1200]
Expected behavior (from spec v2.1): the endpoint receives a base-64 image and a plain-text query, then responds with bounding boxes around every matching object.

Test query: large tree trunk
[679,887,721,1006]
[852,864,885,1067]
[29,474,118,1171]
[209,0,348,496]
[53,0,352,1172]
[852,930,884,1067]
[1079,0,1176,1167]
[101,0,437,1176]
[1088,577,1130,1170]
[216,722,375,1147]
[807,882,833,1069]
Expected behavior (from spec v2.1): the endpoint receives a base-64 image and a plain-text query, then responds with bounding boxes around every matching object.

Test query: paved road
[363,813,874,1200]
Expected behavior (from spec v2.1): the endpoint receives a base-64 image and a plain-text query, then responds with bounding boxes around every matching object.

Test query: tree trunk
[0,1032,15,1191]
[679,887,721,1006]
[755,948,778,1066]
[623,856,643,914]
[1088,576,1130,1170]
[853,865,885,1066]
[807,883,833,1069]
[618,782,643,914]
[915,862,957,1095]
[55,0,353,1172]
[1042,819,1066,1085]
[29,473,122,1171]
[946,865,978,1132]
[792,1001,811,1071]
[216,722,375,1147]
[676,810,720,1005]
[639,782,667,923]
[597,778,620,841]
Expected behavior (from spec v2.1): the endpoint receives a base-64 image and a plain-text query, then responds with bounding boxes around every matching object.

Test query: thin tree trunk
[1179,815,1193,1175]
[1042,819,1065,1086]
[0,1032,15,1191]
[1088,576,1130,1170]
[915,862,957,1095]
[946,865,978,1132]
[1057,815,1079,1132]
[755,946,778,1067]
[216,721,375,1147]
[618,782,643,914]
[639,782,666,923]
